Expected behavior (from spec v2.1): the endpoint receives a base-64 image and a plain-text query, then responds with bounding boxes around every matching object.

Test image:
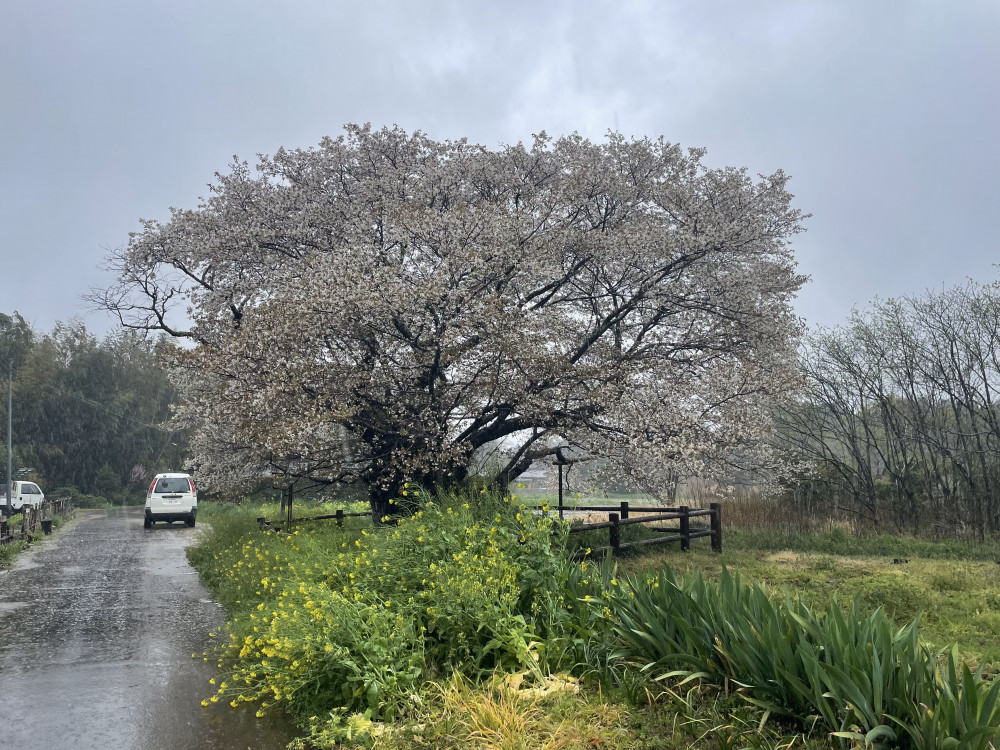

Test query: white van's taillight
[189,478,197,496]
[147,479,156,497]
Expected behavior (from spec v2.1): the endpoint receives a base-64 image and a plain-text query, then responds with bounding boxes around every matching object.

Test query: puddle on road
[0,601,28,616]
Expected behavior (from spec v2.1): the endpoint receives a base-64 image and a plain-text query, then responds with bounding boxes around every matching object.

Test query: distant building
[517,464,550,490]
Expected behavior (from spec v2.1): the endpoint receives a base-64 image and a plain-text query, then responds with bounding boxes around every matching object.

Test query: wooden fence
[257,507,371,532]
[552,501,722,558]
[0,497,73,545]
[257,499,723,559]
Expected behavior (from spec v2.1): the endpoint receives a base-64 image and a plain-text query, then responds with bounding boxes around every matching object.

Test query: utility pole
[5,359,12,517]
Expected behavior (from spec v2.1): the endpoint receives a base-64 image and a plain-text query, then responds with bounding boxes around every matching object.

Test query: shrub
[50,486,112,509]
[192,491,577,726]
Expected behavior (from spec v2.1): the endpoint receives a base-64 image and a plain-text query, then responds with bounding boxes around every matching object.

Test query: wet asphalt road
[0,507,297,750]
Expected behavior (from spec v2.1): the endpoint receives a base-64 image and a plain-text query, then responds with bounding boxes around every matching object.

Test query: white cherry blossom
[96,125,807,516]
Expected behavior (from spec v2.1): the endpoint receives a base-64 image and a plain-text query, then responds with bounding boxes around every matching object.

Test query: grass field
[627,540,1000,667]
[549,491,1000,664]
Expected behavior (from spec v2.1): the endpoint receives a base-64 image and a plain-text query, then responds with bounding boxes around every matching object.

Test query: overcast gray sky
[2,0,998,336]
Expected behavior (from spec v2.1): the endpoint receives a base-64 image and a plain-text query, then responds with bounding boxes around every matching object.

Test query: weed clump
[929,566,977,593]
[854,572,929,621]
[190,491,575,736]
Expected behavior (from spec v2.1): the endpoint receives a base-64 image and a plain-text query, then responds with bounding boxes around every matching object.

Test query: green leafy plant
[191,490,582,728]
[600,567,1000,748]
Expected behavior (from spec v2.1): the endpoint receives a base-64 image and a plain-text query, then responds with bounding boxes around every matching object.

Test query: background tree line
[775,281,1000,540]
[0,312,187,504]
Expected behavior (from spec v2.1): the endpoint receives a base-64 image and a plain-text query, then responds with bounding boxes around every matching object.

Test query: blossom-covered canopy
[97,125,806,512]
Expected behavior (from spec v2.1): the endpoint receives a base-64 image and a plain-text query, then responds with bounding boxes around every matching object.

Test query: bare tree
[777,282,1000,539]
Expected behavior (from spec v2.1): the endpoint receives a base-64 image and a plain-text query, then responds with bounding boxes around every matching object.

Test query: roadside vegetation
[0,535,28,568]
[189,492,1000,749]
[629,542,1000,666]
[48,487,116,509]
[0,506,73,569]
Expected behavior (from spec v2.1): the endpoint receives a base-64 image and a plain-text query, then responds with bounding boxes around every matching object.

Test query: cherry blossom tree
[95,125,807,517]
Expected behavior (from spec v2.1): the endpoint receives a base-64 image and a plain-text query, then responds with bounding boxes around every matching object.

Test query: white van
[4,480,45,512]
[144,472,197,528]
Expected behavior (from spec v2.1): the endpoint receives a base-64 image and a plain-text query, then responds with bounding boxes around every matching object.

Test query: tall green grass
[603,568,1000,748]
[0,538,28,568]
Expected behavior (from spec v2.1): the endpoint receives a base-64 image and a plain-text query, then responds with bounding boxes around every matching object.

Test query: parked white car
[144,472,197,528]
[4,480,45,512]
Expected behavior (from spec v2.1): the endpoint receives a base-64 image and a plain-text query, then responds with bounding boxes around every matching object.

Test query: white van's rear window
[154,477,190,493]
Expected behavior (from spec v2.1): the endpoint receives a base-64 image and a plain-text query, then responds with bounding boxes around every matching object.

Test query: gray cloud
[2,0,998,334]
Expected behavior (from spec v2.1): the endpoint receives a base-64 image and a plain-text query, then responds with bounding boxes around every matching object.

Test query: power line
[2,374,174,433]
[39,380,172,432]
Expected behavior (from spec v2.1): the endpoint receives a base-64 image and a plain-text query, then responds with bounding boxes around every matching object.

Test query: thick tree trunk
[366,460,472,522]
[368,486,395,525]
[367,467,407,524]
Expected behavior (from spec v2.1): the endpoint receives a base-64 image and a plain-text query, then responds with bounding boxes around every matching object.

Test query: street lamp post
[5,359,12,518]
[555,453,570,521]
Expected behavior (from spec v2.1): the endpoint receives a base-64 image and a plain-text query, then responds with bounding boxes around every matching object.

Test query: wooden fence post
[609,512,620,555]
[557,461,564,521]
[710,502,722,553]
[335,508,344,529]
[620,500,629,520]
[680,505,690,552]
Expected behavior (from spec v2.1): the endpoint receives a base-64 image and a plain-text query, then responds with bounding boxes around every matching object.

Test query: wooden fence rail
[548,502,722,558]
[254,499,723,558]
[257,507,371,532]
[0,497,73,546]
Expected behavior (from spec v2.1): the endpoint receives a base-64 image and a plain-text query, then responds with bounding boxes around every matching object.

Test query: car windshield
[154,477,190,494]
